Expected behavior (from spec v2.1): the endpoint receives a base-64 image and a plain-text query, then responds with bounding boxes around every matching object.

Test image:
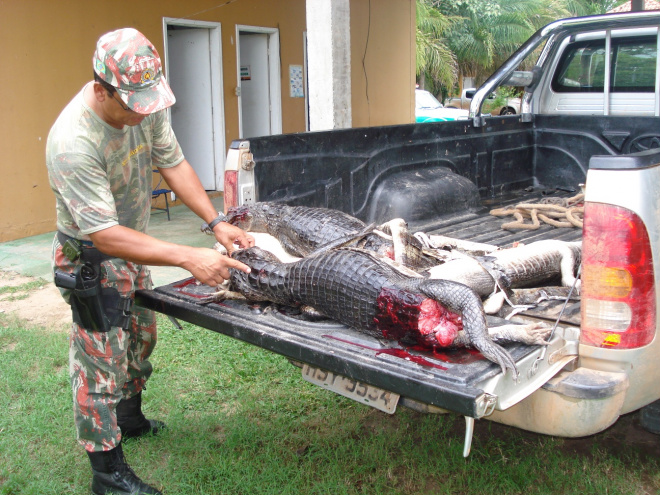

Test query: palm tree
[416,0,458,95]
[442,0,564,89]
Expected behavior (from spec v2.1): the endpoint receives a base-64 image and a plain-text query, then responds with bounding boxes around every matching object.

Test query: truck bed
[424,187,582,326]
[428,187,583,247]
[135,187,581,419]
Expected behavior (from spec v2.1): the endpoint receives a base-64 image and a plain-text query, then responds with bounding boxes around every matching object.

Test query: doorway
[163,19,225,191]
[236,26,282,138]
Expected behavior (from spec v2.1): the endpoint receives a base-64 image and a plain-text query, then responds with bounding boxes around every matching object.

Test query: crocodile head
[226,204,256,230]
[226,202,289,234]
[231,245,282,266]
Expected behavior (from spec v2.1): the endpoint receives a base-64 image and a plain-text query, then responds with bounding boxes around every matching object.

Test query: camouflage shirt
[46,83,184,239]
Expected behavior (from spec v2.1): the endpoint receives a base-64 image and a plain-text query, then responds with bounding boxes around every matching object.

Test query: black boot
[116,392,166,439]
[87,444,162,495]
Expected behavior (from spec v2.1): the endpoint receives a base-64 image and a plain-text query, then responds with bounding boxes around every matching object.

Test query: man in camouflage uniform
[46,28,254,495]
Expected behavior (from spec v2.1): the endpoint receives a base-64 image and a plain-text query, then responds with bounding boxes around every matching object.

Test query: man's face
[109,92,148,126]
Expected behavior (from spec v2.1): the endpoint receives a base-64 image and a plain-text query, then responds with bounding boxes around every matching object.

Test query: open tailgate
[136,278,579,419]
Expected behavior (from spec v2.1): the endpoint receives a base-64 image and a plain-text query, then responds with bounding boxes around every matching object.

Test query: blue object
[152,169,172,221]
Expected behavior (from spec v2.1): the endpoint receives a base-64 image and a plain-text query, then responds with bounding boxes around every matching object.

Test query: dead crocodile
[210,202,443,270]
[427,240,582,298]
[205,246,553,380]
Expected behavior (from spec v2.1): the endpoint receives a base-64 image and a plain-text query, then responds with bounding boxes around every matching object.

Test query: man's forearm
[89,225,193,267]
[89,224,252,287]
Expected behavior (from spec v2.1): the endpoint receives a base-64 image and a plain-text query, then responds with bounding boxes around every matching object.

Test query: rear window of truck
[552,36,657,93]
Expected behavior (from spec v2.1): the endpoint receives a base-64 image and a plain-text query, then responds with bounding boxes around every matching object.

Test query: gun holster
[54,263,132,332]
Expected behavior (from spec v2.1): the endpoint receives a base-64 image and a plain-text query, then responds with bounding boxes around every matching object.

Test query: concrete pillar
[306,0,352,130]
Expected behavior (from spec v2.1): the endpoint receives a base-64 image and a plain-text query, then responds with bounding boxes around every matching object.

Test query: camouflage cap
[93,28,176,114]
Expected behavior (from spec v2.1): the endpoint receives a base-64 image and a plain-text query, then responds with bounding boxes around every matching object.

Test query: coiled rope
[490,193,584,230]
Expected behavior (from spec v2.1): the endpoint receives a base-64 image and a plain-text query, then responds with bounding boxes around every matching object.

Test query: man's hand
[213,222,255,254]
[158,161,255,253]
[184,247,251,287]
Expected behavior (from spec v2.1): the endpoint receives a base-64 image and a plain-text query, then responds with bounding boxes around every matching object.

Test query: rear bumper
[486,367,629,437]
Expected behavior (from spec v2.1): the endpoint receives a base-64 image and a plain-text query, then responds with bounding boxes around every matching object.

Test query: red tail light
[224,170,238,213]
[581,202,656,349]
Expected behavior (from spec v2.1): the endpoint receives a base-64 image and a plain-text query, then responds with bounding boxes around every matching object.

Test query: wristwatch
[207,212,227,230]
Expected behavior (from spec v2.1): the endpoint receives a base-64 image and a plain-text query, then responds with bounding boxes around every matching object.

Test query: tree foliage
[563,0,628,16]
[416,0,458,94]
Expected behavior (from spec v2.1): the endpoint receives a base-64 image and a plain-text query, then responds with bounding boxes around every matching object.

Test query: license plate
[302,364,400,414]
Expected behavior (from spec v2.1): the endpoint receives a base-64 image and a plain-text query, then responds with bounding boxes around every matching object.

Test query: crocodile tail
[418,279,519,380]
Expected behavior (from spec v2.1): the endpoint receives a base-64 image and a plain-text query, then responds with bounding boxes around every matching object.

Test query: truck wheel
[640,399,660,434]
[500,107,516,115]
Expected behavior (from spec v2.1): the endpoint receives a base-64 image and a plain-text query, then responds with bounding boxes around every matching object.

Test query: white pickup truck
[138,12,660,455]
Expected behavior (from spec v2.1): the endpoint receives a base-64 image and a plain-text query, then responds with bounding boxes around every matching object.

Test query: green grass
[0,279,49,301]
[1,312,659,495]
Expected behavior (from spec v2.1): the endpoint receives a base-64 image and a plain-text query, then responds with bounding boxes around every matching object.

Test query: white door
[167,28,216,189]
[239,32,271,138]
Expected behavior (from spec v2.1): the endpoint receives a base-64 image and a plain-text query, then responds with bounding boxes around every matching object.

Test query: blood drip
[323,335,448,370]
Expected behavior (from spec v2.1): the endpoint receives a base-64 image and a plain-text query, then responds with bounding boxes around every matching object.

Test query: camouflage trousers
[52,235,157,452]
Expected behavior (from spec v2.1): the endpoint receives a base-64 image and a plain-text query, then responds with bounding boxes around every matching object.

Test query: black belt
[57,231,116,265]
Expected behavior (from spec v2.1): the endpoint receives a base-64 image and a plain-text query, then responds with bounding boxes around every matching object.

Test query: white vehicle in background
[445,88,521,115]
[415,89,469,122]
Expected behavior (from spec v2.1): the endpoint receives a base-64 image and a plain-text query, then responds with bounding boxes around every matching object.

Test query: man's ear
[92,82,109,102]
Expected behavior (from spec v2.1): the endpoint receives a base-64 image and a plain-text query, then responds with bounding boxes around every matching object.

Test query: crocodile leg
[453,322,551,347]
[418,278,519,379]
[199,289,248,305]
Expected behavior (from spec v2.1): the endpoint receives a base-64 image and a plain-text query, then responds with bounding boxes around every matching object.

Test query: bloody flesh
[375,286,463,347]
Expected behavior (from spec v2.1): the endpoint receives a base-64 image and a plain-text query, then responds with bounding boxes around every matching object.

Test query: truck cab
[533,27,659,116]
[472,12,660,121]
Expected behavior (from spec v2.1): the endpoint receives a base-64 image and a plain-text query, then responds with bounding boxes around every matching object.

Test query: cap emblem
[141,68,155,84]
